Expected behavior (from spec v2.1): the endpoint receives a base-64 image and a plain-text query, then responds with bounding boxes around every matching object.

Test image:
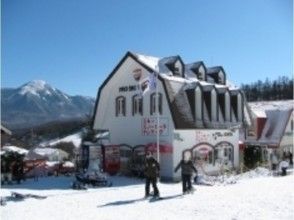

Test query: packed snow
[1,168,293,220]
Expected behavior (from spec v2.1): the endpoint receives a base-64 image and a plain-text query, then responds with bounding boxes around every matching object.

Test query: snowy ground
[1,169,293,220]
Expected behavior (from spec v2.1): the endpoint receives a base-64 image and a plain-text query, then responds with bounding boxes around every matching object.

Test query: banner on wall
[141,117,169,136]
[146,143,173,154]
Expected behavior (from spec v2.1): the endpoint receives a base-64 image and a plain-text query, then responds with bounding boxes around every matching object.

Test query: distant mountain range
[1,80,95,129]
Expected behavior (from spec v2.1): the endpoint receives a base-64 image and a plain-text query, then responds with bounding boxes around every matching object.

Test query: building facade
[92,51,251,181]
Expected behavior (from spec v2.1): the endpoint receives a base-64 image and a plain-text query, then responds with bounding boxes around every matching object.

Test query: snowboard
[11,192,47,200]
[149,196,164,202]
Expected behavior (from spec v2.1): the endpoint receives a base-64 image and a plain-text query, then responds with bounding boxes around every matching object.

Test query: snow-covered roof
[252,109,267,118]
[31,147,68,157]
[1,124,12,135]
[258,109,293,145]
[2,145,28,155]
[133,52,237,90]
[207,66,224,75]
[40,132,82,148]
[131,52,248,129]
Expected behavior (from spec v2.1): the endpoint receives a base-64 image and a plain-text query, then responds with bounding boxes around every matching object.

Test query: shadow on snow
[97,194,183,207]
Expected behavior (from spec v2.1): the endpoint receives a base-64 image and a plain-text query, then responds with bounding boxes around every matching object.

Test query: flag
[139,72,157,96]
[148,72,157,91]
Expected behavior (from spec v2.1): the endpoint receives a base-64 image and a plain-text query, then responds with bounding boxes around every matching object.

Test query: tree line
[241,76,293,102]
[5,117,92,149]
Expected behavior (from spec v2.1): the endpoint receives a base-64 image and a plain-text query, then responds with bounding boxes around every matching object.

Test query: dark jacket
[174,160,197,176]
[145,157,160,178]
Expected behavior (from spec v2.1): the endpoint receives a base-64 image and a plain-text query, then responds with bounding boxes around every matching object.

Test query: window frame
[132,94,143,116]
[116,96,126,117]
[150,92,163,115]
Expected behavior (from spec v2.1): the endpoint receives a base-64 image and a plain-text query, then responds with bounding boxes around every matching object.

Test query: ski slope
[1,169,293,220]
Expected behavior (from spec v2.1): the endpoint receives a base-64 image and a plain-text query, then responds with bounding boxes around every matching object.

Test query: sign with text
[141,117,169,136]
[195,130,234,142]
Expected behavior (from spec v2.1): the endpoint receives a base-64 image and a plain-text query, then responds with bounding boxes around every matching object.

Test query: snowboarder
[174,152,198,194]
[144,151,160,198]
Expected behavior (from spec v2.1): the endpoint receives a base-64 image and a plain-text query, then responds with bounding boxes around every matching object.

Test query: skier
[144,151,160,198]
[174,152,197,194]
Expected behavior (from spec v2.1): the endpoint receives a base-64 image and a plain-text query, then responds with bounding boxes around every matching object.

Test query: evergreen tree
[241,75,293,101]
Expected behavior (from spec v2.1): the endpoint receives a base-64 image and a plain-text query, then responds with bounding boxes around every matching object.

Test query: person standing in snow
[174,152,198,194]
[270,150,279,171]
[279,157,289,176]
[288,151,293,167]
[144,151,160,198]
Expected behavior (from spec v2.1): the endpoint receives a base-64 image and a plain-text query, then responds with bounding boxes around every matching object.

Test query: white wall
[225,91,231,121]
[211,89,217,121]
[173,129,239,180]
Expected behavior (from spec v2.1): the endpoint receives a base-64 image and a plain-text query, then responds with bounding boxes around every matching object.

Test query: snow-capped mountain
[1,80,95,129]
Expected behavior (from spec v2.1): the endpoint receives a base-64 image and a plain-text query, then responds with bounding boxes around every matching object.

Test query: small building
[91,51,251,181]
[245,106,293,165]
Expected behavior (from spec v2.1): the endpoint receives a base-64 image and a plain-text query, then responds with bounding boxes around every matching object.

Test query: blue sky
[2,0,293,97]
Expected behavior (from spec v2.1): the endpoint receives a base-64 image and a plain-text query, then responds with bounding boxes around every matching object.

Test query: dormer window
[189,62,207,81]
[198,65,205,81]
[197,72,203,80]
[218,71,225,84]
[165,56,184,77]
[207,66,226,85]
[174,60,183,76]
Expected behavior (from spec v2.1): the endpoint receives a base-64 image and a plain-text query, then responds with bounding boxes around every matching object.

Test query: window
[193,148,213,165]
[132,94,143,116]
[150,93,162,115]
[218,71,224,84]
[120,148,132,158]
[197,72,204,80]
[197,66,205,81]
[231,95,238,122]
[116,96,126,116]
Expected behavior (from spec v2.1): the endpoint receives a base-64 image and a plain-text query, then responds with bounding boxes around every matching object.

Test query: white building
[92,51,251,181]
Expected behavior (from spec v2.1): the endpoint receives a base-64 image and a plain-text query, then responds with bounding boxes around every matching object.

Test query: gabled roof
[185,61,207,80]
[258,109,293,146]
[188,61,205,71]
[207,66,225,75]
